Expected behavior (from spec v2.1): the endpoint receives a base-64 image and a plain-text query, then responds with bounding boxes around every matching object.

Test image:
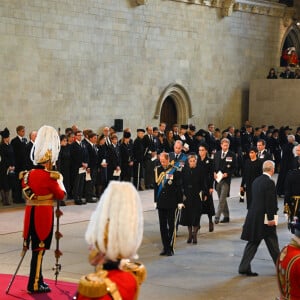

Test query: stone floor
[0,175,290,299]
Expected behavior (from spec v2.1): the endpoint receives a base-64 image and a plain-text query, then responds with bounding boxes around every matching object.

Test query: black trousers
[238,230,280,273]
[27,250,45,291]
[72,172,85,201]
[158,208,176,252]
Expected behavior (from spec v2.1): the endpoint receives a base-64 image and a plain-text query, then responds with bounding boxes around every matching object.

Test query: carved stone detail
[136,0,147,5]
[170,0,296,25]
[222,0,235,17]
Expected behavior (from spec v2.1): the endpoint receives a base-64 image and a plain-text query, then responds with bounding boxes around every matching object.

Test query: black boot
[192,226,200,244]
[187,226,192,243]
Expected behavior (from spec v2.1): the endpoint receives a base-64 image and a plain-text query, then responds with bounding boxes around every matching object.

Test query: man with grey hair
[238,160,280,276]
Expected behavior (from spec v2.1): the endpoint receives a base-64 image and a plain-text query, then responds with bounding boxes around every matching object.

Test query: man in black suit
[256,139,273,162]
[206,123,217,156]
[143,126,156,189]
[106,134,121,182]
[238,160,280,276]
[70,130,88,205]
[133,129,145,190]
[11,125,27,203]
[213,138,236,224]
[25,130,37,170]
[84,132,98,203]
[154,152,183,256]
[169,140,187,167]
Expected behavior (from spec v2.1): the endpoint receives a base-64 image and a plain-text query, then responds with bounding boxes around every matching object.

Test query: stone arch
[154,83,193,126]
[280,24,300,66]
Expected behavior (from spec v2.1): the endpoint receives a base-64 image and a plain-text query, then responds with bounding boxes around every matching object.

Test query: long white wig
[85,181,143,261]
[31,125,60,165]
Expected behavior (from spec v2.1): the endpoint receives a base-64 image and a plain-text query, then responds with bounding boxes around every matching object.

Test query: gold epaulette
[47,170,62,180]
[78,270,121,299]
[123,261,147,285]
[19,170,28,180]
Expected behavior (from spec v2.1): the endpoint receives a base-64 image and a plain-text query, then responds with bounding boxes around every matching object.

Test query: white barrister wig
[85,181,144,261]
[31,125,61,165]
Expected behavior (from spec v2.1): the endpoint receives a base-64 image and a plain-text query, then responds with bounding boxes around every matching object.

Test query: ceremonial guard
[277,219,300,300]
[20,125,66,293]
[154,152,183,256]
[75,181,146,300]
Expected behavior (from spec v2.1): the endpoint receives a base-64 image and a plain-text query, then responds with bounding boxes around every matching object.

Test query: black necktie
[222,152,225,159]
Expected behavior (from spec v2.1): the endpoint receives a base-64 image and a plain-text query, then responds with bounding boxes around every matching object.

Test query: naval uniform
[154,164,183,254]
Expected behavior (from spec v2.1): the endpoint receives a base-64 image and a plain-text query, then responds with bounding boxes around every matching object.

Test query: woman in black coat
[119,132,133,182]
[197,143,215,232]
[0,128,15,205]
[240,147,262,209]
[181,154,206,244]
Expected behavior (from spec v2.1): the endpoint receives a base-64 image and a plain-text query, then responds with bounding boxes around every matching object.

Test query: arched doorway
[280,24,300,66]
[160,96,177,131]
[154,83,193,127]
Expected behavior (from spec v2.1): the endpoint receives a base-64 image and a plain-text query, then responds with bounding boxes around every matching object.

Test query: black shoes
[159,250,174,256]
[28,282,51,294]
[220,217,230,223]
[239,271,258,277]
[209,222,214,232]
[86,197,97,203]
[214,217,219,224]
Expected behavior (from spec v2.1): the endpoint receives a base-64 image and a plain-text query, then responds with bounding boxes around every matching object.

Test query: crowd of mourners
[0,122,299,207]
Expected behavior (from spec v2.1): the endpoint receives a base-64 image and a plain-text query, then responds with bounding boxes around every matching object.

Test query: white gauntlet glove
[178,203,185,210]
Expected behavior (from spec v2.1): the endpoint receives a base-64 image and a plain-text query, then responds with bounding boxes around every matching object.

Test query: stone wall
[249,79,300,129]
[0,0,291,135]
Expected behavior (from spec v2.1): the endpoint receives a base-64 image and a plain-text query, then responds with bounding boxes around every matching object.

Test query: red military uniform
[21,166,65,293]
[77,269,138,300]
[277,239,300,300]
[76,260,146,300]
[22,167,65,249]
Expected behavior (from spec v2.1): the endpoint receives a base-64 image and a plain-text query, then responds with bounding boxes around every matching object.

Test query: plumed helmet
[85,181,143,261]
[31,125,60,165]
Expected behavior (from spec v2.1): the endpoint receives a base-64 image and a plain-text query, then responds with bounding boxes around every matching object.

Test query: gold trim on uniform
[33,250,44,291]
[77,262,146,299]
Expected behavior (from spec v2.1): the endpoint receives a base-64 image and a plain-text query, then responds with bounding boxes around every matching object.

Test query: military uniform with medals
[154,163,183,255]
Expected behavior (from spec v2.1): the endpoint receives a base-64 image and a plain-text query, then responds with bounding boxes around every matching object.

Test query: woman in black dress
[181,154,206,244]
[197,143,216,232]
[119,131,133,182]
[96,134,108,197]
[0,128,15,206]
[240,147,262,209]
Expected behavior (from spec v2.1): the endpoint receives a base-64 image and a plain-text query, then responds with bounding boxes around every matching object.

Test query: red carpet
[0,274,78,299]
